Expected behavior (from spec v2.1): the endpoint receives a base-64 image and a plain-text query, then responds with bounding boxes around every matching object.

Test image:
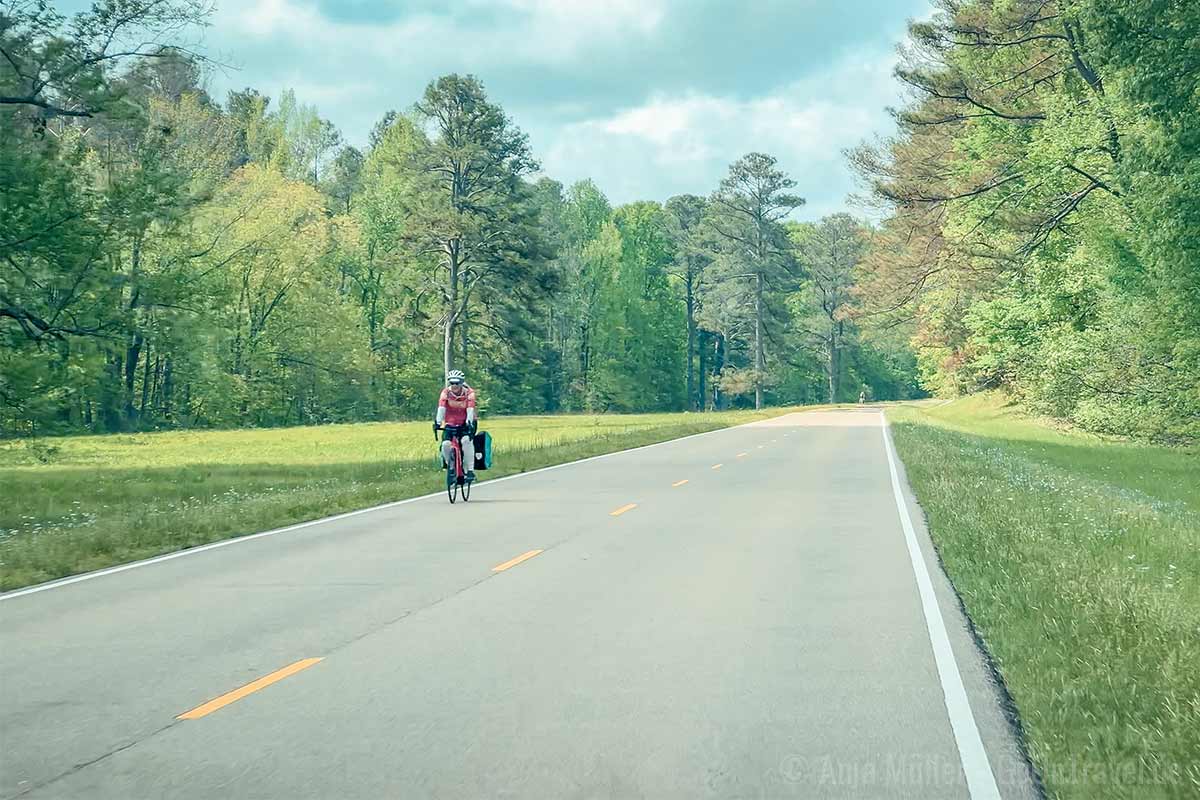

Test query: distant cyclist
[435,369,477,481]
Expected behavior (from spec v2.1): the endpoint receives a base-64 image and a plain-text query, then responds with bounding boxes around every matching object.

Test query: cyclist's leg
[460,434,476,478]
[440,438,455,468]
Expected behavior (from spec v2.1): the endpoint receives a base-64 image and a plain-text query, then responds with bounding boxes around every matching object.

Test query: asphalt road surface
[1,409,1040,799]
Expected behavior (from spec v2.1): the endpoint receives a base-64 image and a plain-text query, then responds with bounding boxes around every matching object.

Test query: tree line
[2,1,921,436]
[851,0,1199,441]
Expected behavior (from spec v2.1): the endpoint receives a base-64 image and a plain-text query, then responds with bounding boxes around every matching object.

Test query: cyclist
[435,369,477,481]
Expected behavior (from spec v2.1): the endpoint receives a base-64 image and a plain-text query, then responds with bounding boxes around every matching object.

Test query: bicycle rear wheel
[461,478,471,502]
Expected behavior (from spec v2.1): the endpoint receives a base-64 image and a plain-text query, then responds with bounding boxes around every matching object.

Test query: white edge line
[2,413,791,601]
[879,411,1002,800]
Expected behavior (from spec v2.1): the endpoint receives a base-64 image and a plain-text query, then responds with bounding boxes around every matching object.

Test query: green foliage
[854,0,1199,441]
[703,153,805,408]
[587,203,686,411]
[0,0,209,121]
[1,10,924,436]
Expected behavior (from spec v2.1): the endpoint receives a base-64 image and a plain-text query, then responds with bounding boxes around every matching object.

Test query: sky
[193,0,931,220]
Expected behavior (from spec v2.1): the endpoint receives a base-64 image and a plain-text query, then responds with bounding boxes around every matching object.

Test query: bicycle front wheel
[461,479,471,502]
[446,468,458,503]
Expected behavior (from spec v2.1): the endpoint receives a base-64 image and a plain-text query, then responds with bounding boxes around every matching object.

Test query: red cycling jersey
[438,385,476,427]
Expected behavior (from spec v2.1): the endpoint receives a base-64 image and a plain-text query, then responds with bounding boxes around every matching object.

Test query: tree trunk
[443,242,460,376]
[580,322,590,400]
[827,321,842,403]
[98,352,121,432]
[546,306,558,411]
[460,302,469,367]
[713,333,726,410]
[139,346,152,420]
[122,235,143,426]
[367,280,378,352]
[697,329,708,412]
[827,344,836,404]
[754,272,764,410]
[124,334,142,424]
[162,358,174,421]
[685,273,696,410]
[149,355,162,414]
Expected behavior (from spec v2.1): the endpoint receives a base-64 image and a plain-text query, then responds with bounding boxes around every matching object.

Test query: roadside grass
[888,394,1199,800]
[0,408,787,591]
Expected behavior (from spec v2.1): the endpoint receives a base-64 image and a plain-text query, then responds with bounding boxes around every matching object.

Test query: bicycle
[434,423,474,504]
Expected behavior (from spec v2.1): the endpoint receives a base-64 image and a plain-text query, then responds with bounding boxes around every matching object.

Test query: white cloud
[224,0,665,64]
[601,95,736,160]
[202,0,924,218]
[538,48,901,218]
[504,0,665,36]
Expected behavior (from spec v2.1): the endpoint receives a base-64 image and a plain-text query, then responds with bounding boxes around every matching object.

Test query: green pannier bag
[472,430,493,470]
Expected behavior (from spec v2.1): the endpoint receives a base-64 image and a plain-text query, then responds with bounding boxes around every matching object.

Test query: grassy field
[0,408,786,591]
[888,395,1199,800]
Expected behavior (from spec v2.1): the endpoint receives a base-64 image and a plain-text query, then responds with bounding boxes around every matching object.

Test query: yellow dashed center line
[672,479,689,487]
[177,658,323,720]
[492,549,544,572]
[610,503,638,517]
[712,463,723,470]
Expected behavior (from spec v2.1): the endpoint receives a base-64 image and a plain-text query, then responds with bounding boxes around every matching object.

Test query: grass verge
[888,394,1199,800]
[0,408,787,591]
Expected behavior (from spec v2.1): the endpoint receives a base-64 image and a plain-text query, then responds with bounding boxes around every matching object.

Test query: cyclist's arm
[466,389,477,424]
[435,389,448,426]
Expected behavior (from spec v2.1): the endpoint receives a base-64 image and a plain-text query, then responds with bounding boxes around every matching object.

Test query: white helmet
[446,369,466,385]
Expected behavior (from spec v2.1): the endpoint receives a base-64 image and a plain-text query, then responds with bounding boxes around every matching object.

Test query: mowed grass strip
[0,409,786,591]
[888,394,1199,800]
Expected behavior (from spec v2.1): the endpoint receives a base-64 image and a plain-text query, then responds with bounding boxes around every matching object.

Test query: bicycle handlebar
[434,423,471,440]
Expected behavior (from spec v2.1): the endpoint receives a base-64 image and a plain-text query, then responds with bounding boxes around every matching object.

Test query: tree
[2,38,234,432]
[665,194,711,410]
[559,180,613,405]
[587,202,684,411]
[791,214,868,403]
[4,40,931,435]
[368,110,398,149]
[324,146,364,214]
[849,0,1199,439]
[407,74,544,376]
[695,263,750,410]
[226,88,277,167]
[266,89,342,184]
[706,153,804,409]
[0,0,210,121]
[526,177,569,410]
[196,165,346,423]
[355,114,428,350]
[1,0,214,351]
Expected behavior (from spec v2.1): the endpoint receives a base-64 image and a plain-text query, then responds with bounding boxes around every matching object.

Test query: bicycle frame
[437,424,472,478]
[448,432,464,480]
[434,423,473,504]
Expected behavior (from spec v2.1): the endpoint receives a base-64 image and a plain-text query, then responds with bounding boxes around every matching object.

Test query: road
[0,409,1039,799]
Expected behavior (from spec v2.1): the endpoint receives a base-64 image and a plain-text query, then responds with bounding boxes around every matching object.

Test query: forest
[2,0,1196,441]
[852,0,1199,441]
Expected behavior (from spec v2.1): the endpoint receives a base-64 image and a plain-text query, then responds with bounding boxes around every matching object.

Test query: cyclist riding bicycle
[435,369,477,481]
